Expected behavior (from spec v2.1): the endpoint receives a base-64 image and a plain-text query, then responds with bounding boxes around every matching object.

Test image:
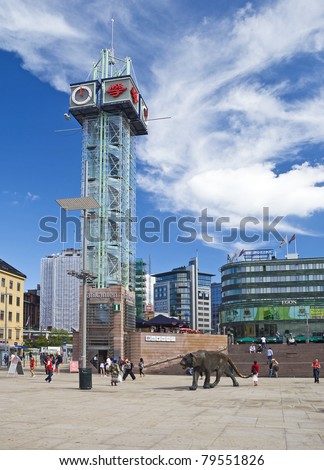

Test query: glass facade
[220,256,324,339]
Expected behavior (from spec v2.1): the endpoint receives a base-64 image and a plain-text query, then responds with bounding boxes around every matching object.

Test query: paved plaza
[0,365,324,450]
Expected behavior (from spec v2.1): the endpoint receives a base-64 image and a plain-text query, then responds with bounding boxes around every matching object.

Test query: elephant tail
[227,356,251,378]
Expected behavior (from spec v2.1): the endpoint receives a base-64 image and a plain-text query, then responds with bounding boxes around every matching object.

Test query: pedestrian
[107,360,120,386]
[118,356,124,372]
[256,344,263,354]
[249,344,256,354]
[266,347,273,365]
[311,358,321,383]
[99,359,105,376]
[251,360,259,386]
[105,356,112,376]
[260,336,266,350]
[45,354,54,383]
[122,358,136,381]
[29,354,35,377]
[138,357,145,377]
[270,358,279,378]
[55,353,63,374]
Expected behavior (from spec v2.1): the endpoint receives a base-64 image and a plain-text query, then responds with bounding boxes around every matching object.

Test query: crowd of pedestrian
[91,355,145,386]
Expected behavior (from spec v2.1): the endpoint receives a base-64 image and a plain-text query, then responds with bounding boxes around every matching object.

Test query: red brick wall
[128,332,228,374]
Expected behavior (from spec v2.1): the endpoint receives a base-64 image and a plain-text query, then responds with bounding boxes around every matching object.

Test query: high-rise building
[66,49,148,361]
[40,249,81,331]
[153,257,214,333]
[211,282,222,333]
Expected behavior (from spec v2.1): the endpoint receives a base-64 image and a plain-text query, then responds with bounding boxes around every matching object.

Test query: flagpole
[286,234,288,257]
[294,236,297,255]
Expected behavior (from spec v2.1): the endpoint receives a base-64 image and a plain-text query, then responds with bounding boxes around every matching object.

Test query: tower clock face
[71,85,93,105]
[69,81,99,109]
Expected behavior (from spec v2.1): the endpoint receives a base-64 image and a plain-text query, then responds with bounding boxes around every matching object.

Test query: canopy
[145,314,188,328]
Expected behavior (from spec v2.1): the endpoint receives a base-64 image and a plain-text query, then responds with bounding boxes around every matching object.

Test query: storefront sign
[145,336,176,342]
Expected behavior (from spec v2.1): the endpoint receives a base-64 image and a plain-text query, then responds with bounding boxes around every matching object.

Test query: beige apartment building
[0,259,26,361]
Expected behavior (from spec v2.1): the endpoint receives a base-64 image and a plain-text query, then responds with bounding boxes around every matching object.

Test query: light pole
[56,194,99,387]
[1,288,9,364]
[305,312,310,344]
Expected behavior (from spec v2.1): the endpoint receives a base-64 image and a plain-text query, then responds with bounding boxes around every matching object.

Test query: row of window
[223,262,324,275]
[0,328,20,340]
[223,285,324,296]
[0,293,21,306]
[0,310,21,322]
[1,278,21,291]
[223,274,324,286]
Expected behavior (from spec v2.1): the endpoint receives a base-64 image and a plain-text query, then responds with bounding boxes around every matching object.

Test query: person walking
[266,347,273,365]
[311,358,321,383]
[251,360,259,386]
[55,353,63,374]
[107,360,120,386]
[29,354,35,377]
[45,354,54,383]
[260,336,266,350]
[122,358,136,381]
[138,358,145,377]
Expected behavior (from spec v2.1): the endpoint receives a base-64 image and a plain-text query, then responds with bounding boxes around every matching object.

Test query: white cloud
[139,0,324,237]
[1,0,324,241]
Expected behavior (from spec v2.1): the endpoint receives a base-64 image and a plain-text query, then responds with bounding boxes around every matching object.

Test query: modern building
[0,259,26,362]
[135,258,147,318]
[67,48,148,361]
[40,249,81,331]
[153,257,214,333]
[220,249,324,340]
[24,284,40,330]
[211,282,222,333]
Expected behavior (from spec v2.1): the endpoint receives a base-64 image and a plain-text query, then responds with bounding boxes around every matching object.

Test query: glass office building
[220,250,324,339]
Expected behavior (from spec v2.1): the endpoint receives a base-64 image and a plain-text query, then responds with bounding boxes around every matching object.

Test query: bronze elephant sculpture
[180,350,251,390]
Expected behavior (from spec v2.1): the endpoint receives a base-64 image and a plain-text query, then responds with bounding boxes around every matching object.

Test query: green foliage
[47,328,71,346]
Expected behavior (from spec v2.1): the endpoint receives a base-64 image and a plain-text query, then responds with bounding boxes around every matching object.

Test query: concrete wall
[128,332,228,374]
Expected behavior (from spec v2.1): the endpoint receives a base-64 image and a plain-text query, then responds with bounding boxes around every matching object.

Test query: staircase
[228,342,324,378]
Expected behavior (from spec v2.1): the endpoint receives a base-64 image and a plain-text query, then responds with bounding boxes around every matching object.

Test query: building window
[15,330,20,340]
[16,297,20,307]
[0,310,3,321]
[8,329,12,339]
[17,282,21,291]
[16,312,20,322]
[9,280,13,289]
[1,278,5,287]
[8,312,12,322]
[0,328,3,339]
[0,294,4,303]
[8,295,12,305]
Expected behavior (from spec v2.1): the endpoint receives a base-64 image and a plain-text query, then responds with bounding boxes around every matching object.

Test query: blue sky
[1,0,324,290]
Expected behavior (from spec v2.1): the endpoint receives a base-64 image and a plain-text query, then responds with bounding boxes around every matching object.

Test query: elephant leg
[203,370,211,388]
[225,370,239,386]
[189,370,199,390]
[210,370,221,388]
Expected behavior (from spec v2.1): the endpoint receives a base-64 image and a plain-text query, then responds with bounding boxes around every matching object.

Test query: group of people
[92,355,145,386]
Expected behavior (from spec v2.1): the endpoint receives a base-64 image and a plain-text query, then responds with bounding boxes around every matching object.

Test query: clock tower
[68,49,148,361]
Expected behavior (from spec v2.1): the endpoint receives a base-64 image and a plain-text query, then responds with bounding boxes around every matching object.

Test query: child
[138,358,145,377]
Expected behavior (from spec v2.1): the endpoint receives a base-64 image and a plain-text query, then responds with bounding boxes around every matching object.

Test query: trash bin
[79,367,92,390]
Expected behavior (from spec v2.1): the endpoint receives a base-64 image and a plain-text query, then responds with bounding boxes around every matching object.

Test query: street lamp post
[2,288,9,364]
[56,193,99,387]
